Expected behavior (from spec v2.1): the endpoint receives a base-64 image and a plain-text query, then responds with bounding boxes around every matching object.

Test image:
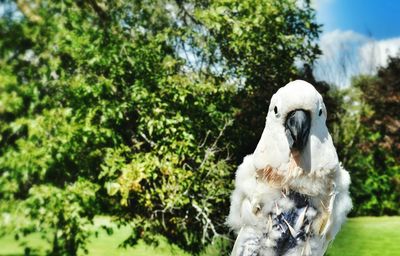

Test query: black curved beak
[285,109,311,151]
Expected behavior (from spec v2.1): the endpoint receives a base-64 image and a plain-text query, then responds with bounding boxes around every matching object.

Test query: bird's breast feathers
[229,154,347,256]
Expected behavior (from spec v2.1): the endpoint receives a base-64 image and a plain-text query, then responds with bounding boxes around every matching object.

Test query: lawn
[326,216,400,256]
[0,216,398,255]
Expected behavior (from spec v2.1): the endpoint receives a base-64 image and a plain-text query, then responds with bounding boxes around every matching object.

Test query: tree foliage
[331,56,400,216]
[0,0,322,254]
[196,0,321,159]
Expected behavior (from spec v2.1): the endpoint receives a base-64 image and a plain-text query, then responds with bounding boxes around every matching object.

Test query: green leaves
[196,0,321,84]
[20,179,99,255]
[0,0,323,254]
[332,62,400,216]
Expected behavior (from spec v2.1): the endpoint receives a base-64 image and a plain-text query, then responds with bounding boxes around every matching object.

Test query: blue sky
[317,0,400,39]
[313,0,400,86]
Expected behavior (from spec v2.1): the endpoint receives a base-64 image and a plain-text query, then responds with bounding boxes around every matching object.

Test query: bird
[227,80,352,256]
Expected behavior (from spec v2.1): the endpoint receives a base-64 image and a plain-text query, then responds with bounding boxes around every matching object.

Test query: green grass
[326,216,400,256]
[0,217,399,255]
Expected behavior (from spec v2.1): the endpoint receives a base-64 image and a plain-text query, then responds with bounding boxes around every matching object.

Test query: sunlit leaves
[0,0,322,254]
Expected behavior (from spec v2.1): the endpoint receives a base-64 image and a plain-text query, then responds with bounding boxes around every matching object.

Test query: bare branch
[139,132,156,147]
[199,119,232,170]
[191,201,219,243]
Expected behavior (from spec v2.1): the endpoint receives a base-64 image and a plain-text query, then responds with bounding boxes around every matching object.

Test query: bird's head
[253,80,338,173]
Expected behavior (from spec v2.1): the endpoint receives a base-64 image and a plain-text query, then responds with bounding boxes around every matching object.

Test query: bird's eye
[274,106,278,115]
[319,109,323,116]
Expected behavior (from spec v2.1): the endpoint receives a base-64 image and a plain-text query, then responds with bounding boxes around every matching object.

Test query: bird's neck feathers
[256,153,336,197]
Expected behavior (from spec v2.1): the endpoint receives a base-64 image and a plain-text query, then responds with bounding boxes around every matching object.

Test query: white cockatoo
[227,80,352,256]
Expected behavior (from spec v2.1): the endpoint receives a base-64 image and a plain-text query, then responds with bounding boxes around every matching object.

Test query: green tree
[194,0,321,159]
[0,0,321,254]
[332,56,400,216]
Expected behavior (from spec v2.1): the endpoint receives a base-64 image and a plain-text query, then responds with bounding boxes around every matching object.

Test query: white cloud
[313,30,400,87]
[359,38,400,74]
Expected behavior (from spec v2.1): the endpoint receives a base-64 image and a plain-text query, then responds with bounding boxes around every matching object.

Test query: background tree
[0,0,235,254]
[194,0,321,160]
[0,0,322,254]
[331,56,400,216]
